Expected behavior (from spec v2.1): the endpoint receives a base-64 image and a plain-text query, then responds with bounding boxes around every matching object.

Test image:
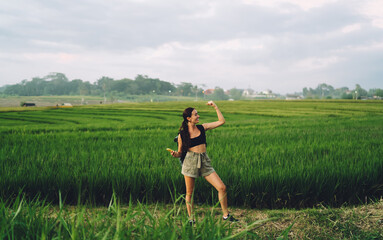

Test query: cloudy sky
[1,0,382,94]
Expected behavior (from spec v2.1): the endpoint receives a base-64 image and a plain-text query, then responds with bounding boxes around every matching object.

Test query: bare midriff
[188,144,206,153]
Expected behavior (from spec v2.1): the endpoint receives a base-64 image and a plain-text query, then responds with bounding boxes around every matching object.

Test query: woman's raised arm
[203,101,225,131]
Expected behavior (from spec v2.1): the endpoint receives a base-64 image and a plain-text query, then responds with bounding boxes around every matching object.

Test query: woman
[170,101,237,223]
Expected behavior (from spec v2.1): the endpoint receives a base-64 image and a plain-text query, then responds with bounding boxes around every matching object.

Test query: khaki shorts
[181,151,215,178]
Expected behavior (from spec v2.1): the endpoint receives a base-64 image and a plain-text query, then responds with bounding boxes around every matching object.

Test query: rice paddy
[1,100,383,209]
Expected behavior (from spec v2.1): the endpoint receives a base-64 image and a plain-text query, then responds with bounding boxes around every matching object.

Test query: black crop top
[189,125,206,148]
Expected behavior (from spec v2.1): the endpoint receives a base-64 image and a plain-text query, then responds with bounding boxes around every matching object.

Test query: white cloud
[196,39,265,52]
[291,56,343,72]
[331,41,383,53]
[0,0,382,93]
[29,40,82,50]
[179,2,217,19]
[340,24,362,33]
[22,52,78,64]
[358,0,383,28]
[242,0,338,11]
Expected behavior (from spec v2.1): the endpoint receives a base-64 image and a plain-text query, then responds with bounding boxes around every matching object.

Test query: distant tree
[375,89,383,97]
[111,79,133,93]
[177,82,194,96]
[4,84,22,95]
[96,76,114,98]
[44,72,68,81]
[333,87,349,99]
[368,88,376,97]
[341,92,353,99]
[211,87,229,100]
[353,84,367,99]
[43,73,70,95]
[26,77,46,96]
[135,75,153,94]
[0,85,7,93]
[302,86,318,98]
[5,73,381,102]
[317,83,334,98]
[303,84,353,99]
[188,85,204,100]
[302,87,309,97]
[69,79,83,95]
[97,77,114,92]
[229,88,243,100]
[158,80,176,95]
[79,82,92,95]
[127,81,140,95]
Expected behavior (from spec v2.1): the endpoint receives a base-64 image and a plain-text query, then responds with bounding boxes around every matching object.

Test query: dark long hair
[179,107,194,154]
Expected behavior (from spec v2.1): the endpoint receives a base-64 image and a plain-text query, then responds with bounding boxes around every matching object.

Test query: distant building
[242,89,276,99]
[262,89,272,95]
[285,94,302,100]
[22,103,36,107]
[203,89,215,95]
[242,89,253,96]
[60,103,73,108]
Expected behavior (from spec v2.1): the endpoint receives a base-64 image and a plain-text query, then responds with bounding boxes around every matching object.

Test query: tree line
[0,73,246,100]
[1,73,200,97]
[1,73,382,100]
[302,83,383,99]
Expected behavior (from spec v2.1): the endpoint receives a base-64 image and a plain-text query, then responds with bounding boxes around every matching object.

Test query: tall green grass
[1,100,382,208]
[0,192,279,239]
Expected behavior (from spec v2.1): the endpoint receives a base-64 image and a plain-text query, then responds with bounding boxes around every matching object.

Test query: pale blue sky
[0,0,382,93]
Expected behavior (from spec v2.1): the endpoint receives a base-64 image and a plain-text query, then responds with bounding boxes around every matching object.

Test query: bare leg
[184,175,195,218]
[204,172,229,217]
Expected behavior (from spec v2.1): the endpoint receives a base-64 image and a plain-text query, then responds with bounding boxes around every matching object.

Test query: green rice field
[1,100,382,208]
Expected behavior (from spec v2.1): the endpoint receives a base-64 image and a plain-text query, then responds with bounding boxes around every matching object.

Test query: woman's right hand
[171,151,178,157]
[206,101,216,107]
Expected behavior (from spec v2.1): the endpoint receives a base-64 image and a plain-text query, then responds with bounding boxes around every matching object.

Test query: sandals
[187,213,238,226]
[223,213,238,222]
